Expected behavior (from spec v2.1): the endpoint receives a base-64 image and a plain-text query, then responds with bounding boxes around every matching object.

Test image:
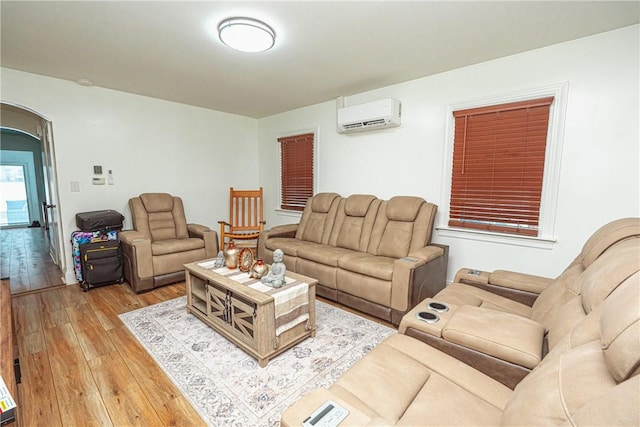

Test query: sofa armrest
[399,298,541,389]
[454,268,552,294]
[488,270,553,294]
[281,389,379,427]
[258,224,299,258]
[265,224,299,238]
[119,229,147,245]
[442,305,545,370]
[187,223,219,257]
[453,268,553,307]
[118,230,153,281]
[390,244,449,323]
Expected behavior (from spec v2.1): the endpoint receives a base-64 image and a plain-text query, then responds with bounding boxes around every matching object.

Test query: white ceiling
[1,1,638,118]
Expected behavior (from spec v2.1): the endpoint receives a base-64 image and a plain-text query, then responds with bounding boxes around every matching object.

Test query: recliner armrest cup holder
[427,301,449,312]
[416,311,440,323]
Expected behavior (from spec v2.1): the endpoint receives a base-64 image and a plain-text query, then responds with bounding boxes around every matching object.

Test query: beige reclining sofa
[258,193,448,325]
[401,235,639,388]
[282,225,640,425]
[400,217,640,388]
[435,217,640,317]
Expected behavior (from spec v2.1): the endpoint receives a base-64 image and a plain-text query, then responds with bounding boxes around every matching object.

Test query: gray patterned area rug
[119,296,395,426]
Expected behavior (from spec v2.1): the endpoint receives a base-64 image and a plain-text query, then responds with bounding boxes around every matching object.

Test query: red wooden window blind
[278,133,314,211]
[449,97,554,237]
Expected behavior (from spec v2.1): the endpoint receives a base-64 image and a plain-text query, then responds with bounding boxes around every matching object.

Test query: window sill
[275,209,303,219]
[436,226,556,249]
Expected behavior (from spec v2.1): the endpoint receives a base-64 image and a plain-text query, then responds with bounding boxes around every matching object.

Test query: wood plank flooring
[0,227,65,294]
[5,225,395,426]
[12,281,207,426]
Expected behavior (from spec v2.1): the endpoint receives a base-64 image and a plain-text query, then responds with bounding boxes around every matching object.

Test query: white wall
[2,25,638,285]
[1,69,259,283]
[257,25,640,282]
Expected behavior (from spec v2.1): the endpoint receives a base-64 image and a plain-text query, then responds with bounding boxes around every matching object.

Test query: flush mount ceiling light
[218,17,275,53]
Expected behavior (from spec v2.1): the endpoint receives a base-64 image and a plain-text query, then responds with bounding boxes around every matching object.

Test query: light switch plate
[70,181,80,192]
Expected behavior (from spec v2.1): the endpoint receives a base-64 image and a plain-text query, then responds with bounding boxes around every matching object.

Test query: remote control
[302,400,349,427]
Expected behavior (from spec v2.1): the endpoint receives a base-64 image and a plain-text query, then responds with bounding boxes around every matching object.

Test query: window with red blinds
[449,97,553,237]
[278,133,314,211]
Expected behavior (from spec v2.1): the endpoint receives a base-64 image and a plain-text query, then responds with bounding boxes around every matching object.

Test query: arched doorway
[0,102,66,289]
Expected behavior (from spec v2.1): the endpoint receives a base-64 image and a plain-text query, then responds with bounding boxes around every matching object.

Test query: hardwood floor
[12,281,207,426]
[5,226,394,425]
[0,227,65,295]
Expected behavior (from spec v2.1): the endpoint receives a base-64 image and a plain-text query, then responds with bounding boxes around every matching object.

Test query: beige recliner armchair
[119,193,218,293]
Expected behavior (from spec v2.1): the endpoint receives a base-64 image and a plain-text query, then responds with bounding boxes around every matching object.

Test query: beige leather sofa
[258,193,448,325]
[119,193,218,293]
[434,217,640,316]
[282,230,640,425]
[400,217,640,388]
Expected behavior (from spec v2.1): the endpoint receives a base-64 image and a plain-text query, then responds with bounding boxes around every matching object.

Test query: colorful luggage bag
[79,240,124,291]
[71,229,118,282]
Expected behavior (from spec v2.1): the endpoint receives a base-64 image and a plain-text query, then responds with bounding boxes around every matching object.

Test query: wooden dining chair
[218,187,265,251]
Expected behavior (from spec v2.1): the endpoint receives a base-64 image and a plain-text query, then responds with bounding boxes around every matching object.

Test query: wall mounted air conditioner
[337,98,401,134]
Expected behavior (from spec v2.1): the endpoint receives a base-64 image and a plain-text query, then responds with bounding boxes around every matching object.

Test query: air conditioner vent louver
[337,98,401,134]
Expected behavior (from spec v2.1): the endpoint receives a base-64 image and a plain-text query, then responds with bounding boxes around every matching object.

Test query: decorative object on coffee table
[250,258,269,279]
[261,248,286,288]
[238,247,254,272]
[223,241,239,269]
[213,251,225,268]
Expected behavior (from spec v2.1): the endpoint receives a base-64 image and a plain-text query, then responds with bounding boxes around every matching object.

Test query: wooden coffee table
[184,260,317,367]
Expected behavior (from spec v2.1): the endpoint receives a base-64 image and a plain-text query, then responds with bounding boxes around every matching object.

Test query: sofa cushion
[386,196,424,222]
[367,197,431,259]
[529,263,585,325]
[344,194,377,217]
[442,305,545,369]
[579,217,640,268]
[338,252,395,281]
[435,283,533,318]
[265,237,319,257]
[376,220,414,259]
[568,377,640,426]
[327,334,509,425]
[337,269,392,306]
[140,192,174,212]
[581,238,640,314]
[311,192,340,213]
[544,238,640,348]
[502,341,616,426]
[297,244,356,267]
[600,272,640,382]
[152,248,207,276]
[295,193,341,244]
[136,193,189,241]
[333,195,380,252]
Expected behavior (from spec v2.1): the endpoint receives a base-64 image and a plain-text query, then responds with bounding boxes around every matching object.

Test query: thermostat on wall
[92,177,106,185]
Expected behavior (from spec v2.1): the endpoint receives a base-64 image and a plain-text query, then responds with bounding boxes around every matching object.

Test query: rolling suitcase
[71,229,119,282]
[79,240,124,291]
[76,209,124,232]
